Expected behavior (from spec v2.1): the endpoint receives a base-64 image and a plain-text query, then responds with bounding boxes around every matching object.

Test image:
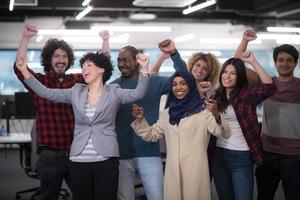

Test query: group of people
[13,24,300,200]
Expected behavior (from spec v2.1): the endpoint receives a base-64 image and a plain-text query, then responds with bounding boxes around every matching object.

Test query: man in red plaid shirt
[14,24,85,200]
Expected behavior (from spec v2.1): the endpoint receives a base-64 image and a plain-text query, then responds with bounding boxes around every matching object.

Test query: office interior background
[0,0,299,199]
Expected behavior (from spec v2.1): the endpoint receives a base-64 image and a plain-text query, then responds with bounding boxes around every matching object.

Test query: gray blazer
[24,75,149,158]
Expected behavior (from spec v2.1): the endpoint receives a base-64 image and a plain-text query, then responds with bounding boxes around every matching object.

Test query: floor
[0,147,285,200]
[0,148,147,200]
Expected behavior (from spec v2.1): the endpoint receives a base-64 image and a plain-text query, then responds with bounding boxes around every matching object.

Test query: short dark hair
[80,51,113,84]
[40,38,75,73]
[273,44,299,64]
[120,46,139,60]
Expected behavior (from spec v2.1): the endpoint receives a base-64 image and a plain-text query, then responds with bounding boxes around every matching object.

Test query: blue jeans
[118,157,164,200]
[213,147,254,200]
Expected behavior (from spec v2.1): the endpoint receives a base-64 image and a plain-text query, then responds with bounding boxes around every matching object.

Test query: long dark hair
[214,58,248,112]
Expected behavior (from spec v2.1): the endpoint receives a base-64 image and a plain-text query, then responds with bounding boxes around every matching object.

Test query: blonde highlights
[187,52,220,87]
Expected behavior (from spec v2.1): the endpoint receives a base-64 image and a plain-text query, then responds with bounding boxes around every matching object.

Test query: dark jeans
[38,148,71,200]
[255,151,300,200]
[213,147,254,200]
[69,158,119,200]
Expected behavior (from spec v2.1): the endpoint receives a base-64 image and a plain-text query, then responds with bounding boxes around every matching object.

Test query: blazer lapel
[90,85,109,123]
[79,87,91,123]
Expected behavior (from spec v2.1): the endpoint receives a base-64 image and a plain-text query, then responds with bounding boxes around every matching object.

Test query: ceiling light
[132,0,197,8]
[276,39,300,45]
[38,29,98,36]
[174,34,195,43]
[183,0,216,15]
[199,38,262,44]
[62,33,129,44]
[9,0,15,11]
[129,13,157,21]
[257,33,300,44]
[267,26,300,33]
[257,33,299,40]
[82,0,92,6]
[76,5,93,20]
[90,25,172,32]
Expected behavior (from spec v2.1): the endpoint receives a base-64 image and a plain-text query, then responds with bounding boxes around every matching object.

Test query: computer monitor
[14,92,35,119]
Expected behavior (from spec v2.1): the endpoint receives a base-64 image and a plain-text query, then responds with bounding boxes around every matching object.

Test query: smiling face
[50,48,69,77]
[81,60,102,84]
[275,52,296,79]
[117,49,139,78]
[221,64,237,89]
[172,76,190,100]
[191,59,209,82]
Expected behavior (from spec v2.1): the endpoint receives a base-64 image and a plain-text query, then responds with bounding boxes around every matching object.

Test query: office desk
[0,133,31,169]
[0,133,31,144]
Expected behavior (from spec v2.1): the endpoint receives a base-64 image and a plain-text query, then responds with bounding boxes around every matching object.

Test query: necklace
[88,92,101,98]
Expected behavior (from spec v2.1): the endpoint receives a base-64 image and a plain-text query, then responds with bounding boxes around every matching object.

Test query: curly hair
[187,52,220,87]
[80,51,113,84]
[214,58,248,112]
[40,39,75,73]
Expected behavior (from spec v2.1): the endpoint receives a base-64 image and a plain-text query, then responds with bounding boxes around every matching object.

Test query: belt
[39,146,69,157]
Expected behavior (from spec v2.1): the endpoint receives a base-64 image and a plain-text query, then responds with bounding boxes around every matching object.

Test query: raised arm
[149,51,170,75]
[159,39,187,71]
[16,24,38,68]
[240,52,272,84]
[235,29,260,85]
[117,53,150,104]
[234,29,256,58]
[99,30,110,57]
[15,58,71,103]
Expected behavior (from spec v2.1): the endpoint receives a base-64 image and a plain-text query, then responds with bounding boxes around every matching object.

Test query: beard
[54,71,65,78]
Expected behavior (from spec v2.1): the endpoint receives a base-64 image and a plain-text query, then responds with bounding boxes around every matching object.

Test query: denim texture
[118,157,164,200]
[213,147,254,200]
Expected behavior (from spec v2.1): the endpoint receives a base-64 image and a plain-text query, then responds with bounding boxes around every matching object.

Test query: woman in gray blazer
[16,51,150,200]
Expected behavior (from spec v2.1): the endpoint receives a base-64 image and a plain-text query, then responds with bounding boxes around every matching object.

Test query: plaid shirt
[231,83,276,166]
[14,64,85,151]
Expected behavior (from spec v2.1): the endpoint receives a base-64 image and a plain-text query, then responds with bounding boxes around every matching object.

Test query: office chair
[16,122,70,200]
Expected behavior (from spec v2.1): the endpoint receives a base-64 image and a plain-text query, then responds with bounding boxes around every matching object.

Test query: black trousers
[70,158,119,200]
[255,152,300,200]
[39,148,71,200]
